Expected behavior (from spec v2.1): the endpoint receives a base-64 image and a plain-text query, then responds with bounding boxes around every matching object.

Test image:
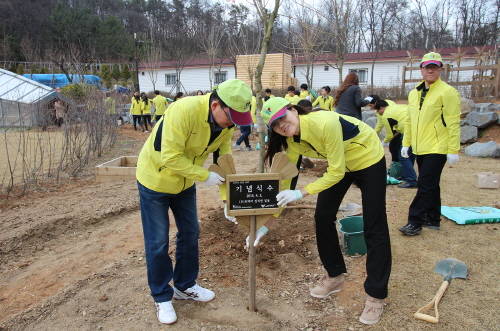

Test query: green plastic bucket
[339,216,367,256]
[388,161,402,179]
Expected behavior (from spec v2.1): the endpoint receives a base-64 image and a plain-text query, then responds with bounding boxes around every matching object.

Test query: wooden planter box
[96,156,137,183]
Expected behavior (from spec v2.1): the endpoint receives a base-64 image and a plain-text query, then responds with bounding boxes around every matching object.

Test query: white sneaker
[155,301,177,324]
[173,284,215,302]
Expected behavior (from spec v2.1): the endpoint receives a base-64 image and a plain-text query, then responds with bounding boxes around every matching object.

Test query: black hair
[208,90,228,108]
[368,94,381,105]
[300,83,308,90]
[265,104,311,166]
[297,99,312,111]
[294,90,300,96]
[374,99,389,110]
[141,94,149,104]
[174,92,184,101]
[265,88,272,93]
[321,86,331,93]
[154,90,160,95]
[287,85,295,92]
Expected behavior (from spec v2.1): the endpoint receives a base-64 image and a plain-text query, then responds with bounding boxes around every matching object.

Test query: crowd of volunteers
[131,52,461,326]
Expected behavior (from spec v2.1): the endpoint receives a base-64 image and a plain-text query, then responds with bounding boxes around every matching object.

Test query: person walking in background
[399,52,461,236]
[313,86,335,111]
[152,90,168,122]
[173,92,184,101]
[130,91,144,131]
[196,90,204,96]
[334,72,368,120]
[141,92,152,132]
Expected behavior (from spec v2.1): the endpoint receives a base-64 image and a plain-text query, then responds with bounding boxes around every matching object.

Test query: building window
[165,74,176,86]
[214,71,227,84]
[349,68,368,84]
[324,66,329,71]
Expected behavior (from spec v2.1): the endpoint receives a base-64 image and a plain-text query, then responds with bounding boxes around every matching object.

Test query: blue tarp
[441,206,500,225]
[22,74,102,89]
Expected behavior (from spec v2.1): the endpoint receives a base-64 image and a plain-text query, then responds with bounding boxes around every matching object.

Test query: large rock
[473,103,500,113]
[461,98,474,114]
[464,141,500,158]
[460,125,478,144]
[365,117,377,128]
[465,111,498,128]
[362,110,376,122]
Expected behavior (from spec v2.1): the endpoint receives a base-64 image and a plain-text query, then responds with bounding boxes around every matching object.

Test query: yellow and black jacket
[136,94,233,198]
[282,111,384,195]
[374,100,409,143]
[403,79,461,155]
[312,96,335,111]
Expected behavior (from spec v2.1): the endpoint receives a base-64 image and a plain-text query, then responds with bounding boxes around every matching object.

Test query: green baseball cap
[215,79,253,125]
[420,52,443,67]
[261,97,290,127]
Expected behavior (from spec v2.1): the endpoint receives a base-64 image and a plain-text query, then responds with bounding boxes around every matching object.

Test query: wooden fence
[401,63,500,99]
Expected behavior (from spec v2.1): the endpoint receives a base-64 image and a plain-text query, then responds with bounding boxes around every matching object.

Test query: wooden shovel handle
[414,280,449,324]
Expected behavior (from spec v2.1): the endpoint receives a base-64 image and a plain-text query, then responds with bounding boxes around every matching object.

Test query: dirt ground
[0,125,499,330]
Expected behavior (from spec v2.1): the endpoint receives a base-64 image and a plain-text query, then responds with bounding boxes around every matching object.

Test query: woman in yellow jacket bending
[261,97,391,326]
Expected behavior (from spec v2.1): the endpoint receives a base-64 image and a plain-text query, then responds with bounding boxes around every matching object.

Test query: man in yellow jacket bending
[136,79,253,324]
[399,52,461,236]
[152,90,168,122]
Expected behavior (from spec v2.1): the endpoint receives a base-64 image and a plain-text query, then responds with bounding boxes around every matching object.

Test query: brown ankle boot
[309,274,345,298]
[359,295,385,325]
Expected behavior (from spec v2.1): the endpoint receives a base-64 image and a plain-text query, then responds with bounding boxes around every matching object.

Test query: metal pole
[134,33,140,92]
[248,215,257,312]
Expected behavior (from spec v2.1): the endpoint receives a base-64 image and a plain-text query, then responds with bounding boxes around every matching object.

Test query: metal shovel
[414,258,468,323]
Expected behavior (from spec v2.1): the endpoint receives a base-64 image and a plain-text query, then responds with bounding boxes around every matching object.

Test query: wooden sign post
[226,173,280,312]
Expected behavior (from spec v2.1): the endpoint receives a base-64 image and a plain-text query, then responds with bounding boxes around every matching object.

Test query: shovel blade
[434,258,468,281]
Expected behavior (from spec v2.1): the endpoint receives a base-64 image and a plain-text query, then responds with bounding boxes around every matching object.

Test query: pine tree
[16,64,25,75]
[111,64,121,81]
[100,64,112,88]
[121,65,131,82]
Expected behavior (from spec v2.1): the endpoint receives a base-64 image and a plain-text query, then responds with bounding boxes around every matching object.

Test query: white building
[138,46,494,94]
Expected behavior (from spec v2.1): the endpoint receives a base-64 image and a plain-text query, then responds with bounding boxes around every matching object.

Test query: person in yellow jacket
[264,88,274,101]
[136,79,253,325]
[140,92,152,132]
[152,90,168,122]
[261,97,391,326]
[130,91,144,131]
[284,87,301,105]
[399,52,461,236]
[312,86,335,111]
[373,99,417,188]
[299,83,311,100]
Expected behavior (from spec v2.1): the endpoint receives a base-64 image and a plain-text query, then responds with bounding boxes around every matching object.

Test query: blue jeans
[236,125,251,147]
[400,144,417,185]
[137,182,199,303]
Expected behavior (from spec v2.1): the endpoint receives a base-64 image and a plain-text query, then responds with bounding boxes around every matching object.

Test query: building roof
[292,46,496,65]
[139,46,495,70]
[0,68,56,104]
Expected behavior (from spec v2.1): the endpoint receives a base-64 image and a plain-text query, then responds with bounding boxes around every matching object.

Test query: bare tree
[252,0,282,172]
[143,28,162,91]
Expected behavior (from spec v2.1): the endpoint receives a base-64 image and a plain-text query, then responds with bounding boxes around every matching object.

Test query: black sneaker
[398,182,417,189]
[399,223,422,236]
[398,223,411,232]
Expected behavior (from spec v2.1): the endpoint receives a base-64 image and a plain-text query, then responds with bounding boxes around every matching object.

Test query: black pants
[388,134,401,162]
[236,125,251,148]
[314,157,391,299]
[132,115,142,130]
[408,154,447,225]
[143,115,152,130]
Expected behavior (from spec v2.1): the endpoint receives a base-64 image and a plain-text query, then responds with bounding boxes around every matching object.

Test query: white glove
[224,204,237,224]
[276,189,303,207]
[447,154,459,165]
[401,146,409,158]
[245,226,269,250]
[204,172,225,186]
